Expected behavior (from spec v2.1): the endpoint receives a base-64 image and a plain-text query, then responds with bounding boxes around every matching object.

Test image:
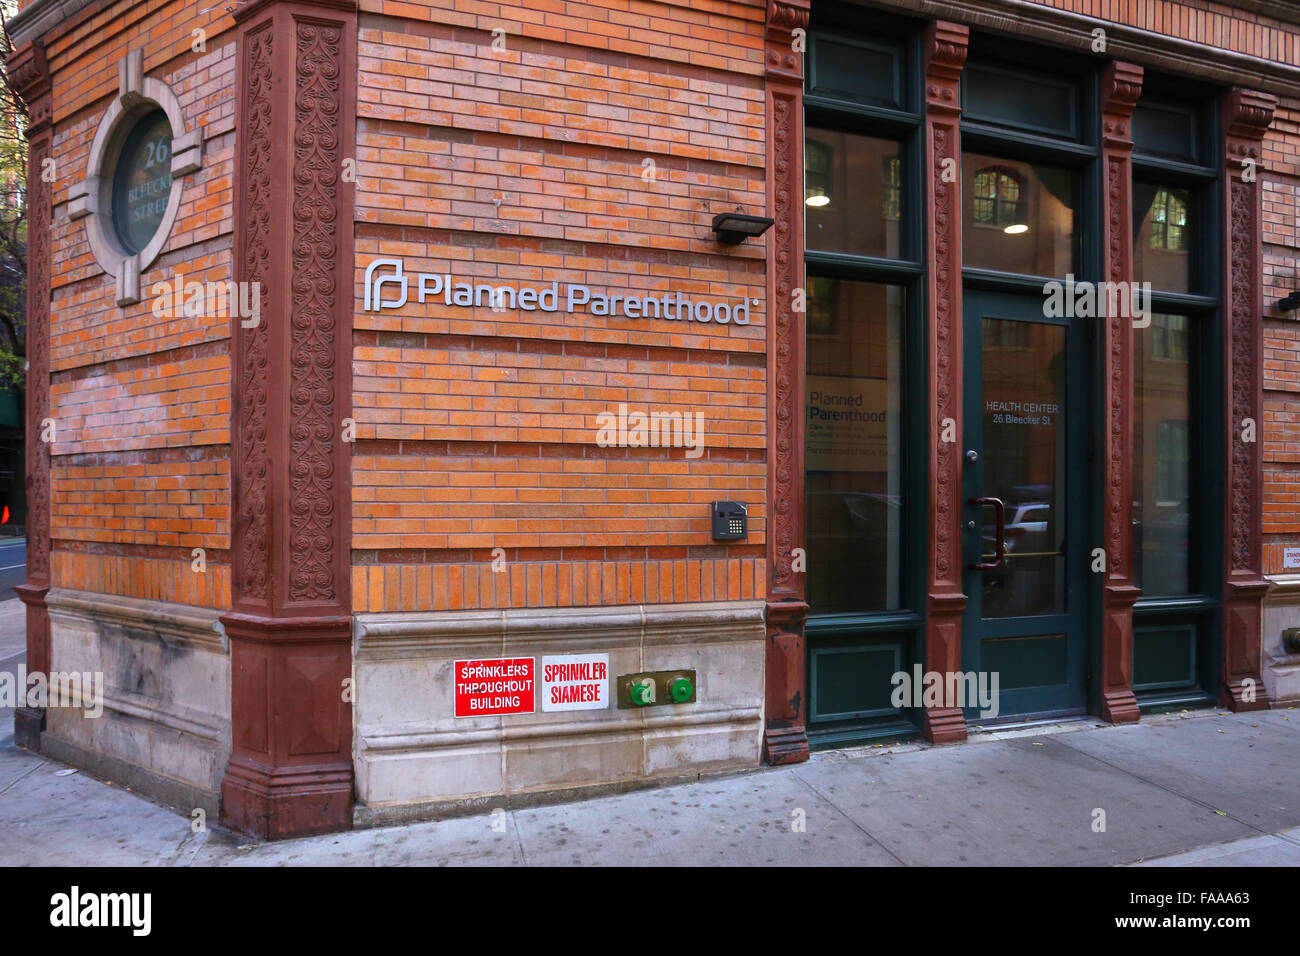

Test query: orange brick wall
[349,1,769,612]
[43,0,237,609]
[1263,98,1300,571]
[30,0,1300,612]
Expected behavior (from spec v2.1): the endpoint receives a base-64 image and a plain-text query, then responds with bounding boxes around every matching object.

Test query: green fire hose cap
[630,680,655,705]
[669,676,693,702]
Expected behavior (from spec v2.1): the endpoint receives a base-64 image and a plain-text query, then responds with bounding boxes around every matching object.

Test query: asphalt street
[0,538,26,599]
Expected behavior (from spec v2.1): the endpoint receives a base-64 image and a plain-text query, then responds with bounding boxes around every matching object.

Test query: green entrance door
[961,290,1088,719]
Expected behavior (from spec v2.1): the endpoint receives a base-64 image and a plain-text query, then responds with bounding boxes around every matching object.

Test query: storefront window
[805,128,903,259]
[1133,182,1196,294]
[962,153,1075,277]
[805,280,904,614]
[1134,312,1193,595]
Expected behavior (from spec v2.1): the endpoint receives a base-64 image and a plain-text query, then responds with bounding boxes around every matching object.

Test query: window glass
[1133,100,1198,163]
[111,110,173,255]
[979,319,1067,618]
[963,153,1075,277]
[808,35,902,109]
[805,281,904,613]
[963,63,1076,138]
[1134,313,1193,595]
[1134,182,1196,294]
[805,129,903,259]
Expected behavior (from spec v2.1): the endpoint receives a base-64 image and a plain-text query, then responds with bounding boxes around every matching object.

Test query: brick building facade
[7,0,1300,838]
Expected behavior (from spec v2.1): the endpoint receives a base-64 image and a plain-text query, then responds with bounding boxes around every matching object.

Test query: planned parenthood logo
[363,258,753,326]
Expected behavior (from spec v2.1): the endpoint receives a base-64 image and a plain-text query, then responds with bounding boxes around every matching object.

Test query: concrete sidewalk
[2,692,1298,865]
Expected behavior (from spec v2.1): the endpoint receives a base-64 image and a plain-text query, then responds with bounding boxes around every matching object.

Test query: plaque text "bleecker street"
[363,258,753,325]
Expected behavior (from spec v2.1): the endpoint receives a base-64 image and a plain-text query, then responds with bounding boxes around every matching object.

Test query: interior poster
[806,375,891,472]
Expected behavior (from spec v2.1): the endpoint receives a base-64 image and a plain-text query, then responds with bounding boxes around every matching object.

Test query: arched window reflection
[972,166,1024,229]
[1149,188,1188,250]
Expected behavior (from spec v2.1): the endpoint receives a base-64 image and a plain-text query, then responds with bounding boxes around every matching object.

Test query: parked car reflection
[980,486,1061,618]
[1133,498,1191,595]
[806,490,902,614]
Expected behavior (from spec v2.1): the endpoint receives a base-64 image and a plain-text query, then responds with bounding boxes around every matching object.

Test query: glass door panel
[962,292,1088,719]
[979,319,1067,619]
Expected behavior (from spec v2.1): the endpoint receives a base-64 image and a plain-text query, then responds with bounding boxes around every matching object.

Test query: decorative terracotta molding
[234,20,273,608]
[922,20,968,744]
[762,0,809,765]
[765,0,810,47]
[9,40,53,750]
[5,0,98,49]
[1220,87,1275,712]
[223,1,357,838]
[1098,61,1143,725]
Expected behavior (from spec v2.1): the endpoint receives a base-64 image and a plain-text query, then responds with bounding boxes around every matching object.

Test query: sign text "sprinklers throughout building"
[364,258,753,325]
[454,658,535,717]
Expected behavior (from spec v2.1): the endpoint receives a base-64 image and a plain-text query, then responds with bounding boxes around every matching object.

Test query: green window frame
[802,8,926,747]
[1130,75,1223,711]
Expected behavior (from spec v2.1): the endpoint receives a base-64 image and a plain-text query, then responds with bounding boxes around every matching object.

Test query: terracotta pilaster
[223,0,358,837]
[1098,62,1143,724]
[922,21,968,744]
[762,0,810,765]
[9,40,53,751]
[1219,88,1275,712]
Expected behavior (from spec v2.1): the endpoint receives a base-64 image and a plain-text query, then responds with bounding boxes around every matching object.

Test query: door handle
[967,496,1006,570]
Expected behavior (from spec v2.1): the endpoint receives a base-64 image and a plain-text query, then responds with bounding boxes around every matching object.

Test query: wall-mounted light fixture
[1279,291,1300,312]
[711,212,775,244]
